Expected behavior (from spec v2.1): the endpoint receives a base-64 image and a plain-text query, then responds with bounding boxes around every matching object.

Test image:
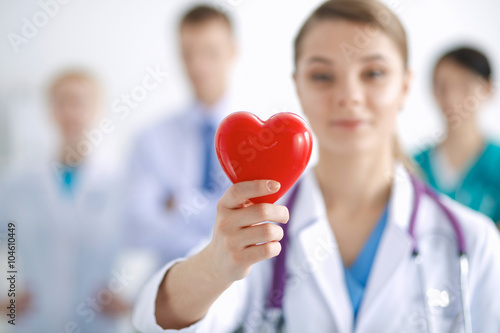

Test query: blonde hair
[49,69,103,103]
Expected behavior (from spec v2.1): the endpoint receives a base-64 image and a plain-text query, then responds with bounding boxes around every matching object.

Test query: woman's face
[294,20,411,156]
[433,59,491,128]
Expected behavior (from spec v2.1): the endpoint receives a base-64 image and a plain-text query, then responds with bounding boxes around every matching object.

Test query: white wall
[1,0,499,171]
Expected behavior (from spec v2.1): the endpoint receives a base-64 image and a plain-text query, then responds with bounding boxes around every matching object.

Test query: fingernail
[267,180,280,192]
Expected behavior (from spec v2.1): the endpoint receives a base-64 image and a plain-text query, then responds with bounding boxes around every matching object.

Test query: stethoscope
[256,174,472,333]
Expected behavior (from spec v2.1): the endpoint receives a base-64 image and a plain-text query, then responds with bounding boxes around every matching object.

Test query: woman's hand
[155,179,289,329]
[206,180,290,284]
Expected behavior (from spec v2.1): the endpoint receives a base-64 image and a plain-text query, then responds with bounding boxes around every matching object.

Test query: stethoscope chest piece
[259,308,284,333]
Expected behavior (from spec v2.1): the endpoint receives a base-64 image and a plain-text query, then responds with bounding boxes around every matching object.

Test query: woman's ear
[473,78,494,110]
[400,69,413,110]
[482,78,493,100]
[293,71,301,99]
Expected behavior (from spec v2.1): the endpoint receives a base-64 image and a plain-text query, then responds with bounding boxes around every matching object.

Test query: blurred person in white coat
[132,1,500,332]
[0,70,130,332]
[126,5,237,265]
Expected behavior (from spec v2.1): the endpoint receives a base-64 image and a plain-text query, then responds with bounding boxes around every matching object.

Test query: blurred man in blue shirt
[126,5,237,265]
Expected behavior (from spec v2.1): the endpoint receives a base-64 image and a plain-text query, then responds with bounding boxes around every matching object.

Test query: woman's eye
[311,73,333,82]
[364,70,385,79]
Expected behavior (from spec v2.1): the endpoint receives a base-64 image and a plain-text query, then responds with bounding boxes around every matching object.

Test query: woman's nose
[333,76,363,109]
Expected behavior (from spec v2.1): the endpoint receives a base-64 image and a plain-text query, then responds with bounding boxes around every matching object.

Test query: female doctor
[133,1,500,332]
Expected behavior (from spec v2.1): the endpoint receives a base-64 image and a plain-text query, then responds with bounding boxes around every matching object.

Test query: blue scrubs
[343,205,389,322]
[414,140,500,224]
[61,166,78,195]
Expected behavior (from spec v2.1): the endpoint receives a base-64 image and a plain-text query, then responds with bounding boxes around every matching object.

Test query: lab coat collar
[387,163,416,231]
[285,171,353,332]
[285,163,414,332]
[43,151,115,199]
[285,163,415,237]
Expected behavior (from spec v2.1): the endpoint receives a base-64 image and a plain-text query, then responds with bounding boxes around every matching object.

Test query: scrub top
[413,140,500,224]
[343,204,389,322]
[61,165,78,195]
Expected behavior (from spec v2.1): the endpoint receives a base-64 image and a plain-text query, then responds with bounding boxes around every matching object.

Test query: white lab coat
[126,98,233,264]
[0,156,124,333]
[132,165,500,333]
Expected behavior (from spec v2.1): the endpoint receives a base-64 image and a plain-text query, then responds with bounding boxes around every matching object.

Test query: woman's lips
[330,119,368,129]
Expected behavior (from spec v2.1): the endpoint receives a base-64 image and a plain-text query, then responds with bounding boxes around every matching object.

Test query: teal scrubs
[343,204,389,322]
[413,140,500,224]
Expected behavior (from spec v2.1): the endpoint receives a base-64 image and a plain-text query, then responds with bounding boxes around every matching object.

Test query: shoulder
[485,139,500,151]
[484,140,500,165]
[439,190,500,322]
[475,140,500,183]
[439,195,500,258]
[0,160,46,188]
[131,108,196,162]
[0,161,52,212]
[136,110,191,144]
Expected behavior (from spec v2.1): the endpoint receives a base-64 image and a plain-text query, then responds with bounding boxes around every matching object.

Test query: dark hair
[180,4,232,31]
[435,46,492,81]
[294,0,408,68]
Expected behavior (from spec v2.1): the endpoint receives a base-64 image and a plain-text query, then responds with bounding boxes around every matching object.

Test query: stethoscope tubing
[260,174,471,333]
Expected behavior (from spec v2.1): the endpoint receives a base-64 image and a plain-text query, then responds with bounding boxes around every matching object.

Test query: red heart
[215,112,313,204]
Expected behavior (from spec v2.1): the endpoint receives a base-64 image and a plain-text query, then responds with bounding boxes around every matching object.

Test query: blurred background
[0,0,499,332]
[1,0,499,170]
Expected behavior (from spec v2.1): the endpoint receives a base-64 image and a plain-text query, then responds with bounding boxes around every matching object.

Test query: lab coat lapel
[299,221,354,332]
[355,224,413,328]
[291,172,354,332]
[355,165,415,330]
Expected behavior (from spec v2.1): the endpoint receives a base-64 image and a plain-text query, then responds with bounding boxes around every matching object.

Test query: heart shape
[215,111,313,204]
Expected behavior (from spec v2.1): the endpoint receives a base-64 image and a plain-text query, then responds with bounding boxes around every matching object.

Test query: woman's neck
[59,140,85,167]
[314,144,393,214]
[315,144,394,266]
[441,119,484,170]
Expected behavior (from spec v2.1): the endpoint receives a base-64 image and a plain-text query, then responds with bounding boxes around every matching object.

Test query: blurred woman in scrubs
[414,47,500,227]
[0,70,129,332]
